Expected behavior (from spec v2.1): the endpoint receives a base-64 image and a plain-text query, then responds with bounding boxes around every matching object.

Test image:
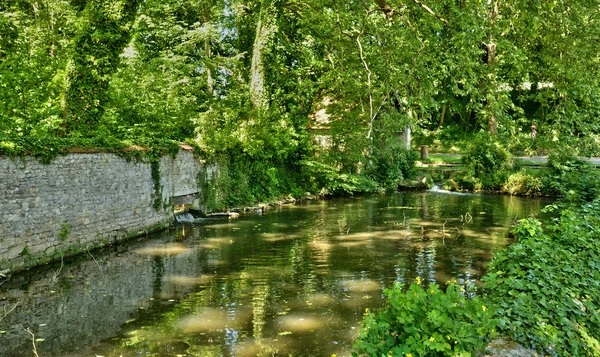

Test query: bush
[543,151,600,202]
[502,171,543,196]
[483,204,600,356]
[370,145,418,189]
[300,160,378,196]
[445,172,476,192]
[462,134,513,190]
[353,280,497,357]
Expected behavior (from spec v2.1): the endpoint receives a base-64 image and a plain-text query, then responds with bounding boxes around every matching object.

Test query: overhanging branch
[372,0,394,20]
[412,0,448,25]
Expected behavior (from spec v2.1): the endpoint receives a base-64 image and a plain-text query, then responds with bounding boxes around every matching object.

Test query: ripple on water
[261,232,302,242]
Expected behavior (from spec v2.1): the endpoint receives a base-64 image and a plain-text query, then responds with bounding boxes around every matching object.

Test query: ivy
[150,160,162,211]
[0,134,182,163]
[483,202,600,356]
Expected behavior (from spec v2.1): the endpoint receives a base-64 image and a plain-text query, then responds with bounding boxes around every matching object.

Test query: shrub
[483,205,600,356]
[370,145,418,189]
[301,160,378,195]
[353,280,497,357]
[462,134,513,190]
[503,171,542,196]
[543,151,600,202]
[445,172,476,192]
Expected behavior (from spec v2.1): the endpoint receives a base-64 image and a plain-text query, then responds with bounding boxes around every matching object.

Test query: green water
[0,191,553,357]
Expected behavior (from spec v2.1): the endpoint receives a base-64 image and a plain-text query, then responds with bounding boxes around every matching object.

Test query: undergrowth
[354,279,497,357]
[483,201,600,356]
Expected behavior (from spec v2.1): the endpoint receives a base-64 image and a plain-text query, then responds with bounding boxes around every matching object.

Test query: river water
[0,191,553,357]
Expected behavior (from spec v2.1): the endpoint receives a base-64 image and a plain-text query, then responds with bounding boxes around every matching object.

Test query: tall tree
[62,0,139,135]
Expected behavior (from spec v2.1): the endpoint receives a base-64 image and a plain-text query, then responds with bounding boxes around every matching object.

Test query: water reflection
[0,192,553,357]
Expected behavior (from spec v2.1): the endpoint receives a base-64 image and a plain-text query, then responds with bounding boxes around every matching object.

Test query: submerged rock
[481,338,541,357]
[206,211,240,219]
[399,175,434,190]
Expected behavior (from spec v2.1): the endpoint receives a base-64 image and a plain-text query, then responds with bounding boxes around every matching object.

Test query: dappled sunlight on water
[278,314,327,333]
[0,192,554,357]
[133,242,189,256]
[167,274,214,286]
[178,307,252,333]
[342,279,382,293]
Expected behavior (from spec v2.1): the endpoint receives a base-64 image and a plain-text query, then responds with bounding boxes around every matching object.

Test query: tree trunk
[205,36,213,96]
[438,104,446,130]
[373,0,394,20]
[250,2,277,112]
[488,114,497,134]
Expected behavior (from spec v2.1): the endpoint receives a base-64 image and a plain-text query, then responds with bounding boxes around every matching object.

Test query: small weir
[174,212,197,223]
[0,192,554,357]
[428,183,474,195]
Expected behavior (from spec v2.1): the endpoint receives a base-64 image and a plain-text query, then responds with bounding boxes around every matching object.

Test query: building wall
[0,150,202,273]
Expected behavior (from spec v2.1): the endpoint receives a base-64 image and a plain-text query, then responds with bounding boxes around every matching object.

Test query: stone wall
[0,149,202,274]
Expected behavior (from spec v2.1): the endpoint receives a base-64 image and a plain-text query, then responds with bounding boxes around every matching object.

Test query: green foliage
[0,134,180,163]
[20,246,31,257]
[197,150,314,211]
[301,160,377,196]
[483,205,600,356]
[150,161,163,211]
[462,134,514,190]
[543,151,600,202]
[445,172,476,192]
[59,223,72,241]
[2,0,599,200]
[63,0,139,135]
[502,170,542,196]
[370,146,418,190]
[354,280,497,357]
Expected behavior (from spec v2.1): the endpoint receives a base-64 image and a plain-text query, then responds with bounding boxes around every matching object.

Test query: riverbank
[412,150,600,199]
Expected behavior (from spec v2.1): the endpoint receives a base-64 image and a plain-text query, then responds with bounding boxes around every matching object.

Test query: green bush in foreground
[483,201,600,356]
[462,134,513,191]
[353,280,497,357]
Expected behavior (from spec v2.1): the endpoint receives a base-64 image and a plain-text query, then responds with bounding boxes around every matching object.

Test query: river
[0,191,553,357]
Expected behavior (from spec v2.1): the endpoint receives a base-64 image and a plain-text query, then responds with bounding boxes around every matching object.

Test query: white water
[175,213,196,223]
[428,183,473,195]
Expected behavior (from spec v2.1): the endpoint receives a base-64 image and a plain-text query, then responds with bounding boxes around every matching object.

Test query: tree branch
[25,328,40,357]
[333,0,354,39]
[355,11,375,138]
[412,0,448,25]
[1,302,20,322]
[372,0,394,21]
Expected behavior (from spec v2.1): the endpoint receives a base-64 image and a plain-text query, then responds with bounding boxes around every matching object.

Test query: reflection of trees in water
[0,192,553,357]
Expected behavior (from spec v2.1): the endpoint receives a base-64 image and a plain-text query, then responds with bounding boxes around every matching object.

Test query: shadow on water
[0,192,554,357]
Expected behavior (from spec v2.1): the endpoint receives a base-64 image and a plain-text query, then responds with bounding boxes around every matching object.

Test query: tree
[62,0,139,135]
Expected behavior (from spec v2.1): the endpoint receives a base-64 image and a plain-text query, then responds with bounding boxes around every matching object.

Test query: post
[421,145,429,160]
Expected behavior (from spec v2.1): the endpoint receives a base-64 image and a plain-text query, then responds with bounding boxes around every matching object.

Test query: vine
[150,160,163,211]
[0,135,185,164]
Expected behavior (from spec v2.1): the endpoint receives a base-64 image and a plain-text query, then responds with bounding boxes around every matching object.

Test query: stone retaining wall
[0,150,202,274]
